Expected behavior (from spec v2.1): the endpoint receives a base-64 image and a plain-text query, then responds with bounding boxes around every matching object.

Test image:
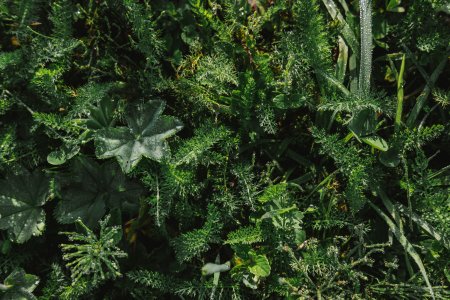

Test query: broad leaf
[86,97,116,130]
[1,269,39,300]
[47,143,80,165]
[379,146,401,167]
[348,109,376,137]
[55,156,142,228]
[248,251,271,278]
[95,100,183,173]
[0,170,49,243]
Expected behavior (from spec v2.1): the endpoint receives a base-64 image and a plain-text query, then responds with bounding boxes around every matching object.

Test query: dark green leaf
[1,269,39,300]
[0,170,49,243]
[95,100,183,173]
[55,157,142,228]
[379,146,401,167]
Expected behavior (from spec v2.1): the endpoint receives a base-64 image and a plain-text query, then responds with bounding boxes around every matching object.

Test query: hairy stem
[358,0,372,95]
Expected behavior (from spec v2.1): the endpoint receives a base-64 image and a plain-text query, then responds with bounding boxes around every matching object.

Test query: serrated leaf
[47,144,80,165]
[1,269,39,300]
[225,225,262,245]
[55,157,142,228]
[361,135,389,151]
[87,97,116,130]
[248,251,270,278]
[258,183,288,204]
[95,100,183,173]
[396,203,450,249]
[0,170,49,243]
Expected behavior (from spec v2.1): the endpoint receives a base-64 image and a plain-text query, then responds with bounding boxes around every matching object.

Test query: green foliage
[0,268,39,300]
[0,0,448,298]
[127,270,199,298]
[225,225,263,245]
[55,156,142,227]
[39,264,68,300]
[0,170,49,243]
[59,215,127,284]
[171,204,223,263]
[95,100,183,173]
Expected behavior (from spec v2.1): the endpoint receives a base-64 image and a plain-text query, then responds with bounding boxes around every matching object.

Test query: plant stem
[395,54,406,131]
[358,0,372,96]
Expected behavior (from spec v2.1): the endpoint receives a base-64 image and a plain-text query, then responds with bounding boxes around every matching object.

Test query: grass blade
[368,200,435,299]
[396,202,450,249]
[335,36,348,82]
[321,0,360,57]
[370,189,436,300]
[395,54,406,130]
[405,47,449,127]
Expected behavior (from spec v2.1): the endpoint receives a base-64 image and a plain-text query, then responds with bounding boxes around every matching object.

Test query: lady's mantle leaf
[248,250,271,278]
[95,100,183,173]
[1,268,39,300]
[54,156,142,228]
[0,170,49,243]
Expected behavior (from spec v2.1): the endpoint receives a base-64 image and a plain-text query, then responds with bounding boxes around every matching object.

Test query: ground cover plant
[0,0,449,299]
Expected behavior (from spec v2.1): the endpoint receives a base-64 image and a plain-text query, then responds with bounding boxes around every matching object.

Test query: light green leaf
[335,36,348,82]
[387,0,405,12]
[361,135,389,151]
[248,251,271,278]
[0,170,49,243]
[95,100,183,173]
[225,225,262,245]
[47,143,80,165]
[260,205,297,220]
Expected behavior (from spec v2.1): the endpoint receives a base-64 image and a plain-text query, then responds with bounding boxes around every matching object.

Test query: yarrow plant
[0,0,448,299]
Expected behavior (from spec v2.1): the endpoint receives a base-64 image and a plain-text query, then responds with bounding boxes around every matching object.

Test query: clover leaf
[55,156,142,228]
[0,170,49,243]
[94,100,183,173]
